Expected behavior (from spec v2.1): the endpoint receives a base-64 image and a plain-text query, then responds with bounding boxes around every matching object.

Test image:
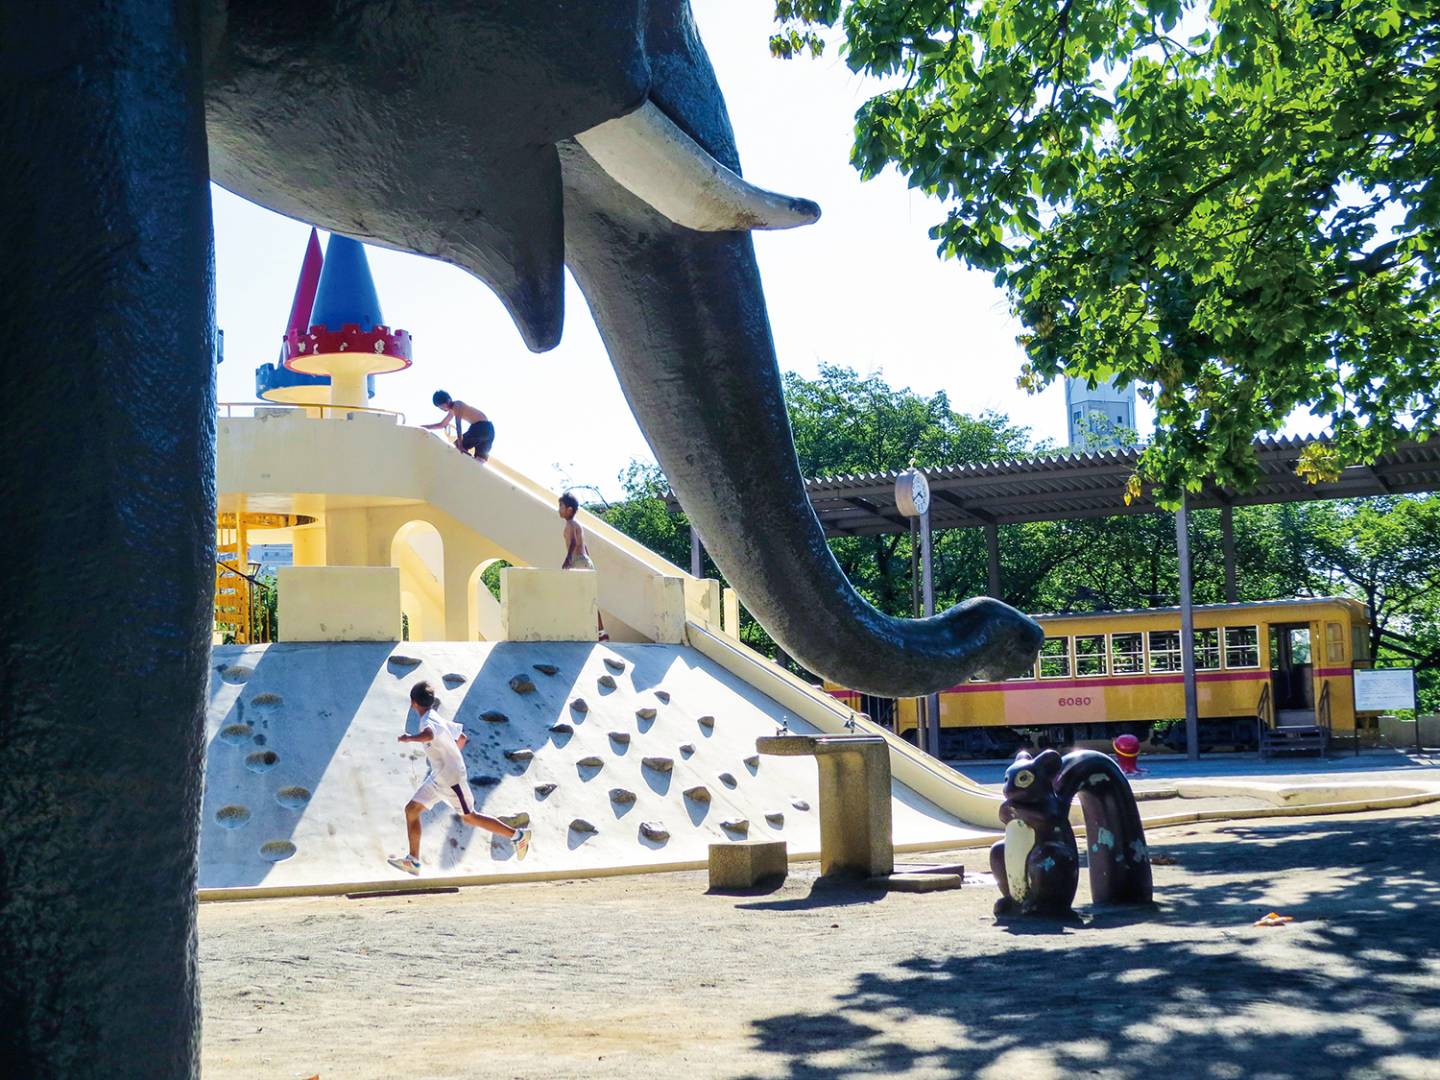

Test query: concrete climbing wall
[202,641,993,895]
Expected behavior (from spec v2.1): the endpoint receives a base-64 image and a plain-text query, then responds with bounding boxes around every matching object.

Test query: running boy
[559,492,607,642]
[388,681,530,875]
[423,390,494,462]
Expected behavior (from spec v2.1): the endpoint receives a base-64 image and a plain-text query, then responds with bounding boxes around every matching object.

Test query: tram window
[1148,630,1182,672]
[1352,625,1369,662]
[1038,637,1071,678]
[1111,632,1143,674]
[1075,634,1107,676]
[1194,628,1220,670]
[1224,626,1259,668]
[1326,622,1345,662]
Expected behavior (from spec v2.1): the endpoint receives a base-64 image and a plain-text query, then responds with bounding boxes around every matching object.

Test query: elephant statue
[0,2,1043,1073]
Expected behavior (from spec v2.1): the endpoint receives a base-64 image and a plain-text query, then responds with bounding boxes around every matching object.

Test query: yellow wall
[723,588,741,640]
[277,566,401,642]
[684,577,722,630]
[646,576,687,645]
[499,568,598,642]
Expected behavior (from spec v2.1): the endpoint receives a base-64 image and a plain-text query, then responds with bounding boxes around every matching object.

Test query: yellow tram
[830,597,1372,756]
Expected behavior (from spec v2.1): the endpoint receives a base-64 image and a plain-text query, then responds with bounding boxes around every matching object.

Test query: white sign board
[1354,668,1416,712]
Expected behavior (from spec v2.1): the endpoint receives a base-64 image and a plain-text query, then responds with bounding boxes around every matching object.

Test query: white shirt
[416,709,467,785]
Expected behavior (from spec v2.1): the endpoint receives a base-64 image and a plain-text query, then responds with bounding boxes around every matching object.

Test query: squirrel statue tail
[1057,749,1153,906]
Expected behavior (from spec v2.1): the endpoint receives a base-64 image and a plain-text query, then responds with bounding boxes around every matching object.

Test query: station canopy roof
[666,436,1440,538]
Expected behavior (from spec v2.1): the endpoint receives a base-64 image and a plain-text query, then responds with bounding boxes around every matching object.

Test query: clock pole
[895,468,938,757]
[920,503,938,758]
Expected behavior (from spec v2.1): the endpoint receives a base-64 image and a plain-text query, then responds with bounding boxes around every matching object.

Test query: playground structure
[200,230,1023,896]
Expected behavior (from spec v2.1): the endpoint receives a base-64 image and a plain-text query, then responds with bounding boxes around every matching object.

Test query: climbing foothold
[570,698,589,714]
[609,788,637,806]
[683,786,711,804]
[635,707,657,721]
[504,748,534,762]
[598,674,617,690]
[533,663,559,676]
[481,710,509,724]
[604,658,626,673]
[641,756,674,774]
[509,674,537,694]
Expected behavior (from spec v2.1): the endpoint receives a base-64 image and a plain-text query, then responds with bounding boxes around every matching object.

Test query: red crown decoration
[283,323,413,369]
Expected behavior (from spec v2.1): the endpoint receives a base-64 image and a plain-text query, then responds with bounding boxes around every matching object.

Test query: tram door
[1270,623,1315,716]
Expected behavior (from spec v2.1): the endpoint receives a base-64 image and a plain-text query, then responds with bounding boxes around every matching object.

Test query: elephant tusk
[575,101,821,232]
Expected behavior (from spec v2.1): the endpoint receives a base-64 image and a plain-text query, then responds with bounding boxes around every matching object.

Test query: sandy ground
[199,804,1440,1080]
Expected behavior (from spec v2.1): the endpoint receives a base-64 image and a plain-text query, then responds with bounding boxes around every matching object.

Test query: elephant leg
[0,2,214,1075]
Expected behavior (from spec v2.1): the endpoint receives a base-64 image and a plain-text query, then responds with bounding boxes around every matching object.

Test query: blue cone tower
[282,234,412,408]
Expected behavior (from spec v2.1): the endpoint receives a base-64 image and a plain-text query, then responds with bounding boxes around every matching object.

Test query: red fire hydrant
[1112,733,1141,775]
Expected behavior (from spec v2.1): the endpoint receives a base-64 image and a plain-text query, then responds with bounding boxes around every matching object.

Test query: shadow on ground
[737,816,1440,1079]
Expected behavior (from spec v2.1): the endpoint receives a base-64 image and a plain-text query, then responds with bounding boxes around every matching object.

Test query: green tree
[771,0,1440,496]
[1300,497,1440,708]
[785,364,1034,618]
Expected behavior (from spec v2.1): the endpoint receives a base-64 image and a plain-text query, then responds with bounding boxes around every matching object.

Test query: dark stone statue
[990,749,1154,918]
[1,2,1044,1071]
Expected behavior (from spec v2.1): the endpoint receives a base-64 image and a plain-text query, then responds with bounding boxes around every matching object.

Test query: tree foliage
[771,0,1440,496]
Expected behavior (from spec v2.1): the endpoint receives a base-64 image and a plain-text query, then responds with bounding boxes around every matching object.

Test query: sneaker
[512,827,532,862]
[387,854,421,876]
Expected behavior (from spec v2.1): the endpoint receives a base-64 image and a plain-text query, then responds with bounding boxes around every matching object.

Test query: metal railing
[217,401,406,424]
[214,558,275,644]
[1318,678,1340,755]
[1256,683,1272,759]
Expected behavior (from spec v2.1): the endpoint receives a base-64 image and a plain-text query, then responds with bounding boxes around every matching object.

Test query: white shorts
[412,775,476,815]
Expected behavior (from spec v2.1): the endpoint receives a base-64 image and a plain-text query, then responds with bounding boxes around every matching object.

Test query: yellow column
[328,368,369,410]
[291,524,326,567]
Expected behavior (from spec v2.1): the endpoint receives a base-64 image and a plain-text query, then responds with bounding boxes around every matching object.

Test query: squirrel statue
[990,748,1153,917]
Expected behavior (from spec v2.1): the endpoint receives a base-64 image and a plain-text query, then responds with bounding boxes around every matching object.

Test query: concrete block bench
[708,839,788,889]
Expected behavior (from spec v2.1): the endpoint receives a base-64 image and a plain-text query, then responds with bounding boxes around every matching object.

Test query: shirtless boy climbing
[423,390,494,462]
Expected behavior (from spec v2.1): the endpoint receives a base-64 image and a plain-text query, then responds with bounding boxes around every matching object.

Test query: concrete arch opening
[468,558,513,641]
[391,520,445,641]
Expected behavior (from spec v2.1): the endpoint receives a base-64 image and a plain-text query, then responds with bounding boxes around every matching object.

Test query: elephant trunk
[560,143,1042,697]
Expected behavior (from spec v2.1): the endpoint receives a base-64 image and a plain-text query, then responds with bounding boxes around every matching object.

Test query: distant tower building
[1065,375,1137,451]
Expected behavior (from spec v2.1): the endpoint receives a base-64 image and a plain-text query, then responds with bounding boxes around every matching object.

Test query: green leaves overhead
[772,0,1440,495]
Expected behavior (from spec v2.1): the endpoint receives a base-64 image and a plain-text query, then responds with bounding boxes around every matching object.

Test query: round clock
[895,468,931,518]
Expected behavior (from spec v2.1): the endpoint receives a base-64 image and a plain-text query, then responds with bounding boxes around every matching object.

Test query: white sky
[213,1,1142,499]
